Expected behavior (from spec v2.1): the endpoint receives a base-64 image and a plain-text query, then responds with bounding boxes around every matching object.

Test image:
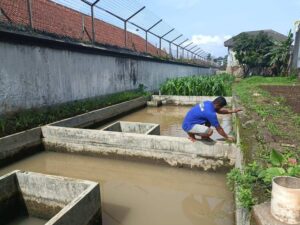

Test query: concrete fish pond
[0,170,101,225]
[0,96,237,225]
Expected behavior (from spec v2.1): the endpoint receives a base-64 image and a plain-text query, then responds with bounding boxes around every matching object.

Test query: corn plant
[160,73,234,96]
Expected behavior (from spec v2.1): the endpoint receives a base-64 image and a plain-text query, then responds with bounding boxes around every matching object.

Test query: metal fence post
[145,19,162,53]
[81,0,100,44]
[158,28,174,55]
[91,1,100,44]
[169,34,182,58]
[124,6,145,48]
[91,5,95,43]
[27,0,33,28]
[177,39,188,59]
[182,42,192,59]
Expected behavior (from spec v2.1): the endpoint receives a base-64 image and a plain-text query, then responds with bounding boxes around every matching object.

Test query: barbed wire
[54,0,213,60]
[0,0,218,66]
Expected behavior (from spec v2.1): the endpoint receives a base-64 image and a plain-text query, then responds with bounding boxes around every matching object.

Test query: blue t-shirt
[182,101,220,132]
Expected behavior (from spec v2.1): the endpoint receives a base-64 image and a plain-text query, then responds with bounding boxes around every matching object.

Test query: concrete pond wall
[0,170,101,225]
[0,97,147,167]
[42,125,237,171]
[0,95,237,171]
[40,95,237,171]
[102,121,160,135]
[152,95,232,106]
[0,29,215,115]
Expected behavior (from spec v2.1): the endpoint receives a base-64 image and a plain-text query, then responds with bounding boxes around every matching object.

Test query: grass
[234,76,299,127]
[160,73,235,96]
[266,122,286,137]
[0,90,149,138]
[229,75,300,209]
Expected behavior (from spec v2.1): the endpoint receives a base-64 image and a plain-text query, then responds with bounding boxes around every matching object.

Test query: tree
[233,31,274,76]
[266,31,293,75]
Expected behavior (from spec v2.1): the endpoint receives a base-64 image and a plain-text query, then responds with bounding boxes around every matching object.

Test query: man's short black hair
[213,96,227,107]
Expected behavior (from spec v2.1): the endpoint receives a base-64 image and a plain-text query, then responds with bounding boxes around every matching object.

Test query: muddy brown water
[0,151,234,225]
[97,105,232,141]
[7,216,47,225]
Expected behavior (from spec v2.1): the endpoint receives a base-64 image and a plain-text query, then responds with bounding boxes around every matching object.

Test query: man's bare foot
[188,136,197,142]
[188,133,197,142]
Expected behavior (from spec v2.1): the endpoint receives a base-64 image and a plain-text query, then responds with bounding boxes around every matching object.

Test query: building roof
[224,29,288,47]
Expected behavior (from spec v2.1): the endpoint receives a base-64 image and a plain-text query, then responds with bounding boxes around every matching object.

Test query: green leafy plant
[227,150,300,209]
[266,30,293,75]
[233,31,274,76]
[160,74,234,96]
[259,149,300,184]
[227,162,260,209]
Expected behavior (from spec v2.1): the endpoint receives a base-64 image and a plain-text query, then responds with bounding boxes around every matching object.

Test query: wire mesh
[0,0,218,67]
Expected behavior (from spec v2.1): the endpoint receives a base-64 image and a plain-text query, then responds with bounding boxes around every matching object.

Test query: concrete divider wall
[42,126,237,171]
[51,97,148,128]
[152,95,232,105]
[0,127,42,166]
[0,33,215,115]
[0,97,147,166]
[232,96,250,225]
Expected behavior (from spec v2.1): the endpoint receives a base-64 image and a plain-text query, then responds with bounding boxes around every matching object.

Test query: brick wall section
[0,0,165,56]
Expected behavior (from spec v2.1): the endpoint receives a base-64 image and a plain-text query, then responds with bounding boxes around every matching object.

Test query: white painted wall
[227,48,239,67]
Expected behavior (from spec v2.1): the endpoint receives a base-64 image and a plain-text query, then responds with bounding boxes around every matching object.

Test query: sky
[136,0,300,57]
[54,0,300,58]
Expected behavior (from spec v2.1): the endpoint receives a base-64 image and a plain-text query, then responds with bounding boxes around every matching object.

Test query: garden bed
[228,76,300,214]
[260,85,300,113]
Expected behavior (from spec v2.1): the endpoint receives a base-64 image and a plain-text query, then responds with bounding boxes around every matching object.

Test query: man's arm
[217,108,242,114]
[215,126,235,142]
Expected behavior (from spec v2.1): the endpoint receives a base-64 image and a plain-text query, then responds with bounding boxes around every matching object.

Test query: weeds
[266,122,282,136]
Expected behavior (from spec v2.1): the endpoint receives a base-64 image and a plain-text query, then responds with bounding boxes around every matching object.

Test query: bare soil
[261,85,300,114]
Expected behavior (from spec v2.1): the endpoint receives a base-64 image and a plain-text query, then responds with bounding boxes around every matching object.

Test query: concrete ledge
[0,170,101,225]
[51,97,147,128]
[0,127,42,167]
[147,100,163,107]
[42,126,237,171]
[102,121,160,135]
[152,95,232,106]
[232,95,251,225]
[252,202,298,225]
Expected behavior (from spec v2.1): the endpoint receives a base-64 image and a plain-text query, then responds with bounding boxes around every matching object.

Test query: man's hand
[226,135,236,142]
[217,108,243,114]
[233,108,243,113]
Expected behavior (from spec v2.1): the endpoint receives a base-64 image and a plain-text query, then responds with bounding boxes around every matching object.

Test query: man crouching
[182,96,241,142]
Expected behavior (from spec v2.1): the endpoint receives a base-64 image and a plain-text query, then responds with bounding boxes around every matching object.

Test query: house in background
[213,56,227,69]
[224,29,287,76]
